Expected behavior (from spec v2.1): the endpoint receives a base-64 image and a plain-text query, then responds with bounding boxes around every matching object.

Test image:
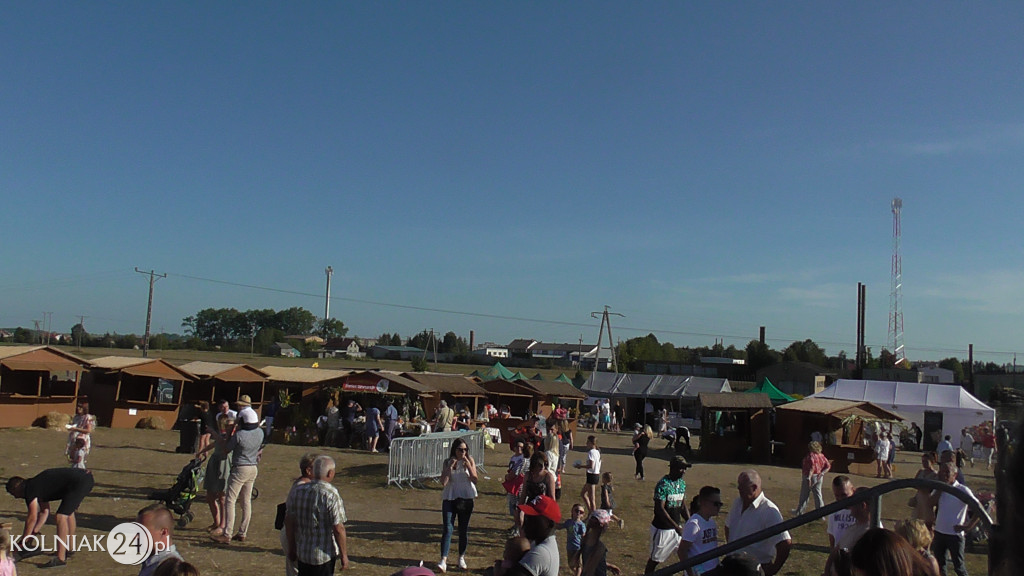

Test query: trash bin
[177,420,201,453]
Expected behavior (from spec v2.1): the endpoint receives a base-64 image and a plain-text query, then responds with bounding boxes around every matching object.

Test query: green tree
[408,330,433,350]
[274,307,317,336]
[878,349,896,369]
[317,317,348,339]
[440,331,469,354]
[410,356,428,372]
[782,339,828,367]
[71,323,89,347]
[745,340,779,374]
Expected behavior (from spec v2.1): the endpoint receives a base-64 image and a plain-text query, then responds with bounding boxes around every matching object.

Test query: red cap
[518,495,561,524]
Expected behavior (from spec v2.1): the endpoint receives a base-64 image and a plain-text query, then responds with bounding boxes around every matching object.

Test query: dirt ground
[0,427,994,575]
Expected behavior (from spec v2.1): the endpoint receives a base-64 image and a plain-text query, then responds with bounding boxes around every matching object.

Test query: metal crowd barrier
[387,430,487,489]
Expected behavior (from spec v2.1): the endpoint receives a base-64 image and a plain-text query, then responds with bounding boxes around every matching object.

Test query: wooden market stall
[524,378,588,419]
[82,356,194,429]
[178,361,269,414]
[0,346,90,427]
[775,397,903,474]
[401,372,489,421]
[699,392,772,464]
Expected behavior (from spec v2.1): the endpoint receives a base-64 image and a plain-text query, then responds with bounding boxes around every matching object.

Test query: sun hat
[589,509,612,527]
[237,394,252,407]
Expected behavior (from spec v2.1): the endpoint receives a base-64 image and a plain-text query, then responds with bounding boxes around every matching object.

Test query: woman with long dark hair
[438,437,478,573]
[632,424,651,480]
[849,528,939,576]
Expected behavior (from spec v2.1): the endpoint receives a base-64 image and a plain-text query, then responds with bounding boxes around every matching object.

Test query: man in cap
[725,469,791,576]
[515,495,561,576]
[212,405,264,544]
[644,456,692,574]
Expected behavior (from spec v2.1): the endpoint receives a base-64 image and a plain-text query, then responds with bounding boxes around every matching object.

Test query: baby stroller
[148,457,206,528]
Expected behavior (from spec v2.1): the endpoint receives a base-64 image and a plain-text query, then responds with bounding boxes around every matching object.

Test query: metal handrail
[651,477,994,576]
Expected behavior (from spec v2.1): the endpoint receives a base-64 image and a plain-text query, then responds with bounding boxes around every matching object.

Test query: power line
[161,271,1023,359]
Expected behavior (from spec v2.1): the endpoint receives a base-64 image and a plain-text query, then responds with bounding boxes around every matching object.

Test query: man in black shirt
[6,468,94,567]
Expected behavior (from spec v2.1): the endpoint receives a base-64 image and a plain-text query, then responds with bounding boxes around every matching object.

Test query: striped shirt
[287,480,347,566]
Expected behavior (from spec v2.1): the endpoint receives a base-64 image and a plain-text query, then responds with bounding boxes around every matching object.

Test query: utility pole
[323,266,334,338]
[76,315,87,350]
[43,312,53,344]
[590,306,624,373]
[135,268,167,358]
[33,320,43,344]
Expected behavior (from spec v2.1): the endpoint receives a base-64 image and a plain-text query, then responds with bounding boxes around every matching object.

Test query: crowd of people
[1,395,1011,576]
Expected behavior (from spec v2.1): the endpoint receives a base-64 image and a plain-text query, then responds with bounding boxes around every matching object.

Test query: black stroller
[148,457,206,528]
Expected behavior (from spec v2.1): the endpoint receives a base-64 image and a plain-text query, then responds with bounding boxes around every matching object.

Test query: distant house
[269,342,299,358]
[325,338,364,358]
[918,366,955,384]
[369,345,426,360]
[473,346,509,359]
[506,338,607,368]
[755,362,835,397]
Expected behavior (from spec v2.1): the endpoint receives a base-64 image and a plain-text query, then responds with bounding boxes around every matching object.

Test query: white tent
[811,379,995,446]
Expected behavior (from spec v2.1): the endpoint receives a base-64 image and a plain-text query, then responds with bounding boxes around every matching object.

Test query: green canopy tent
[474,362,517,381]
[554,373,573,384]
[510,371,530,382]
[746,377,795,405]
[531,373,545,380]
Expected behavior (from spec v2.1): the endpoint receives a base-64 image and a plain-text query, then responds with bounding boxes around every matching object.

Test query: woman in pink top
[793,441,831,516]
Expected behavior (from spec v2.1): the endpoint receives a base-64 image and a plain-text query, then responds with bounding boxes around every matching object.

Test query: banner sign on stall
[343,379,390,393]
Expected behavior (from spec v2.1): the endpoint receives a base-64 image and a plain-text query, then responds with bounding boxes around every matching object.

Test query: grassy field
[44,344,583,381]
[0,426,993,575]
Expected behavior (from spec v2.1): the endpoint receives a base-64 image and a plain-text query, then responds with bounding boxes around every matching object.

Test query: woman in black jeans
[439,437,478,573]
[632,423,652,480]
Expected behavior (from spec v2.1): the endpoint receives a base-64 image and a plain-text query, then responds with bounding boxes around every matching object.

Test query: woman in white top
[439,438,478,573]
[677,486,723,576]
[575,435,602,512]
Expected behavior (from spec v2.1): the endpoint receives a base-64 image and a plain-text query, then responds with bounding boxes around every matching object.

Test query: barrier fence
[387,430,488,489]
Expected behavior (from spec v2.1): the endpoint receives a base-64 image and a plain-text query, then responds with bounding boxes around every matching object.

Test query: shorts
[56,472,95,516]
[601,414,610,424]
[649,525,682,563]
[586,473,600,485]
[568,548,582,569]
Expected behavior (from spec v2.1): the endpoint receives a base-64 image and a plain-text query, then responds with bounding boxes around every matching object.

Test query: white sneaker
[438,559,447,573]
[458,556,467,570]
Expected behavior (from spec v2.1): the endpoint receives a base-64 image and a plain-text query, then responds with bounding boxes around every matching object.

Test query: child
[574,436,601,512]
[0,522,16,576]
[598,473,625,528]
[503,442,528,536]
[492,536,530,576]
[559,504,587,576]
[580,510,620,576]
[69,437,88,470]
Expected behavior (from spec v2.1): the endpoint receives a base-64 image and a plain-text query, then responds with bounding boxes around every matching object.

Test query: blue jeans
[441,498,474,558]
[932,531,967,576]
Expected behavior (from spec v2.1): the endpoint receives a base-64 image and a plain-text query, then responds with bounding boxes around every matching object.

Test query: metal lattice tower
[888,197,906,364]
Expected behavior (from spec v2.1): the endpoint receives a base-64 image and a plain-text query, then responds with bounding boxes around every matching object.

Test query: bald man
[725,470,792,576]
[137,503,184,576]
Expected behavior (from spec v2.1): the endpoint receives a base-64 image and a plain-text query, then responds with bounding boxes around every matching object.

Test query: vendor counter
[824,443,877,475]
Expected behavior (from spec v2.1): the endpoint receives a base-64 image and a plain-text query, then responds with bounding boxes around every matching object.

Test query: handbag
[274,502,287,530]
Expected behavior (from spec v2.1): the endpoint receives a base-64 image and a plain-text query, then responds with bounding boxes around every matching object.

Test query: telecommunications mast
[888,198,906,365]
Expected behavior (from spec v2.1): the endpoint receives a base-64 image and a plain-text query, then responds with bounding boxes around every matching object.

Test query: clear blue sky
[3,3,1023,363]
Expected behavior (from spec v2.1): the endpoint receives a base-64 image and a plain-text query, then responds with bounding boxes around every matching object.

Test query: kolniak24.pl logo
[12,522,160,565]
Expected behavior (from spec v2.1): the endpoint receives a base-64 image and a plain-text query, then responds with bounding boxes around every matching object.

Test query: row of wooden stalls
[0,346,588,443]
[697,384,904,473]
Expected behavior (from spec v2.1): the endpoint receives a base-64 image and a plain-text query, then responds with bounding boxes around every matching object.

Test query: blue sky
[2,3,1023,363]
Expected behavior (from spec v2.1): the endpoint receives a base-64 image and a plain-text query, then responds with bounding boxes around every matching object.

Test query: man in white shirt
[931,462,978,576]
[824,487,872,576]
[725,469,791,576]
[826,476,856,550]
[959,428,975,467]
